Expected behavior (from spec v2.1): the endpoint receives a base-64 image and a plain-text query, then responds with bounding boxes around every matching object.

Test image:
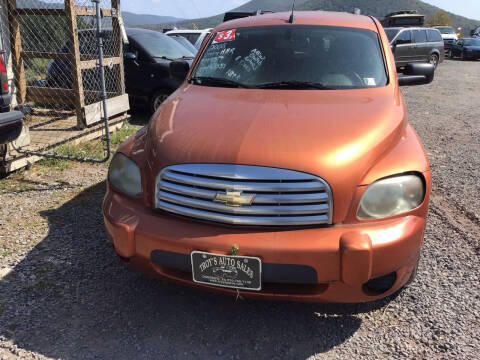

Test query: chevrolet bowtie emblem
[214,189,255,207]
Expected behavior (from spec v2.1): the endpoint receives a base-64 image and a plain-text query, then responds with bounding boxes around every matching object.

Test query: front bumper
[103,189,426,303]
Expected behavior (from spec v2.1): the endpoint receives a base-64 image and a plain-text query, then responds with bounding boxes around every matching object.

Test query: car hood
[144,84,406,220]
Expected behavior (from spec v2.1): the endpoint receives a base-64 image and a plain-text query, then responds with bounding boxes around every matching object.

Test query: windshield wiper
[255,81,334,90]
[154,56,176,61]
[189,76,251,88]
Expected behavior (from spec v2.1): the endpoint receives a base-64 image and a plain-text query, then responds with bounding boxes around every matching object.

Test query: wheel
[150,90,170,113]
[445,49,451,58]
[428,54,439,69]
[461,51,466,61]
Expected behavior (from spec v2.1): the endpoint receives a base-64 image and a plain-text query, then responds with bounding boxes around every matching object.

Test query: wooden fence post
[112,0,125,95]
[7,0,26,105]
[65,0,85,128]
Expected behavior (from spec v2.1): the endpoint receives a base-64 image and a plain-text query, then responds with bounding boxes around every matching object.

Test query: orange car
[103,11,434,303]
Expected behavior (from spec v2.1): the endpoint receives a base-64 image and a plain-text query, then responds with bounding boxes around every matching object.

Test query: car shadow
[0,182,398,359]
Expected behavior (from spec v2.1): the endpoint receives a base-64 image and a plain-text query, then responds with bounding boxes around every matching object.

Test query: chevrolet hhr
[103,11,434,303]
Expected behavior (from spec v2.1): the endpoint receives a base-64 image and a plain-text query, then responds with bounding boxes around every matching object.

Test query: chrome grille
[155,164,333,226]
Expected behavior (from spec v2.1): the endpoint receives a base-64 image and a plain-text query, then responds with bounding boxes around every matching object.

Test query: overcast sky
[122,0,480,21]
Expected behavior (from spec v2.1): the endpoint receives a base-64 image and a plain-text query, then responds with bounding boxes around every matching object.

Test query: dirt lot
[0,59,479,359]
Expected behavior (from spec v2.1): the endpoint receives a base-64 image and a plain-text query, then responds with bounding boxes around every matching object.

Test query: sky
[121,0,249,19]
[122,0,480,21]
[423,0,480,20]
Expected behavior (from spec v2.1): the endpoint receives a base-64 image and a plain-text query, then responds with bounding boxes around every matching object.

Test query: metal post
[93,0,111,160]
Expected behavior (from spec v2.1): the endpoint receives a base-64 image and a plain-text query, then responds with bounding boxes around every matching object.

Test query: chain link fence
[0,0,128,166]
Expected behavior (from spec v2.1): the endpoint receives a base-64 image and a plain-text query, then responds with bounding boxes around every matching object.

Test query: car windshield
[191,25,388,89]
[463,39,480,46]
[385,29,400,42]
[131,32,195,60]
[437,27,455,34]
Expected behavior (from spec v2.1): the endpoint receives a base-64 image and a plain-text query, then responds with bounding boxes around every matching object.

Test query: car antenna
[288,0,296,23]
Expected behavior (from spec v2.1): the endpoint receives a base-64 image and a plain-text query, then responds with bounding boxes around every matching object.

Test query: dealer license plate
[191,251,262,291]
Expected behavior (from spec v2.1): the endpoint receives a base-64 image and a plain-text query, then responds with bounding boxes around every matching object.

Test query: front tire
[150,90,170,114]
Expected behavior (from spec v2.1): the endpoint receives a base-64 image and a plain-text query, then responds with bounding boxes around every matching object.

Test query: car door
[412,29,429,61]
[393,29,415,65]
[123,41,153,102]
[452,40,463,57]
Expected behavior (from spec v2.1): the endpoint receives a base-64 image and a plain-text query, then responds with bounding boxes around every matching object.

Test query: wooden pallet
[1,110,129,173]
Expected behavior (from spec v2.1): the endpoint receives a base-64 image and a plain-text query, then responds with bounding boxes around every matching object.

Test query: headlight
[108,153,142,197]
[357,174,425,220]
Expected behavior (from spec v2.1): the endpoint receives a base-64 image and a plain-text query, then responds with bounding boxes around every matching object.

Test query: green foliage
[426,10,453,27]
[36,123,139,171]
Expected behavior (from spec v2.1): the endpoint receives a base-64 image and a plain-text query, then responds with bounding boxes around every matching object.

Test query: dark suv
[385,27,444,71]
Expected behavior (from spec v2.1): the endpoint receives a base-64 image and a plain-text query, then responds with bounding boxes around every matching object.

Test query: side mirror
[0,111,23,145]
[398,63,435,87]
[124,52,137,60]
[170,60,190,80]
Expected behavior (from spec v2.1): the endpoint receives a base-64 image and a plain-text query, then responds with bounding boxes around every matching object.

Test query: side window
[427,29,442,42]
[396,30,412,44]
[413,30,427,43]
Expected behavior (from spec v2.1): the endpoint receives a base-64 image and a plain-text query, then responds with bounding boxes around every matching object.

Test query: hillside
[144,0,311,31]
[144,0,479,35]
[122,12,183,27]
[299,0,479,34]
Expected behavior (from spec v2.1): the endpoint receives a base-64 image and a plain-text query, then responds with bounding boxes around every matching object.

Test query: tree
[426,10,453,27]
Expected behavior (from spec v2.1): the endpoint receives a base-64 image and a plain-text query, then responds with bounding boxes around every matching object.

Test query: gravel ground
[0,59,479,359]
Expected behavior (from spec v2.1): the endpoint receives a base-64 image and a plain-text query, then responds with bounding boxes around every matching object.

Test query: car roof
[213,11,378,32]
[126,28,165,36]
[388,27,434,31]
[166,29,212,34]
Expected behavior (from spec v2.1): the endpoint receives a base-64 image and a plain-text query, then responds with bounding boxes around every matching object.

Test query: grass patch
[1,250,11,257]
[36,122,139,171]
[110,124,138,146]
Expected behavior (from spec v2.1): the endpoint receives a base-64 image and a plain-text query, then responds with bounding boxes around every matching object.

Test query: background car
[0,51,23,146]
[165,28,212,49]
[168,34,198,55]
[450,38,480,60]
[386,27,444,71]
[433,26,458,57]
[470,25,480,38]
[123,28,195,112]
[46,28,196,113]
